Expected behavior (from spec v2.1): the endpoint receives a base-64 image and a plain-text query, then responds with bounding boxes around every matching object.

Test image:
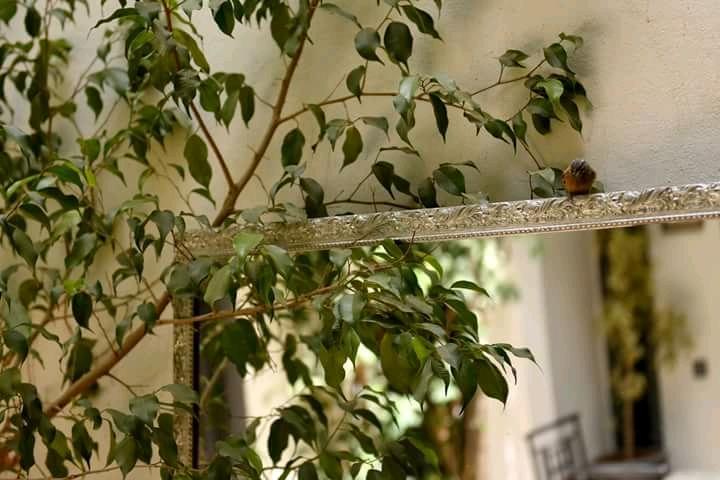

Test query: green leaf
[137,302,158,330]
[380,334,417,393]
[0,0,17,24]
[173,29,210,73]
[320,452,343,480]
[418,178,438,208]
[114,437,137,478]
[354,408,383,431]
[238,85,255,126]
[484,118,516,150]
[428,92,448,142]
[233,232,264,259]
[346,65,365,98]
[560,96,583,132]
[85,87,103,120]
[400,5,441,39]
[499,49,529,68]
[433,165,465,196]
[318,346,346,390]
[560,32,584,49]
[221,319,261,375]
[66,233,97,269]
[544,42,574,74]
[4,330,27,363]
[281,128,305,168]
[130,394,159,425]
[527,98,558,119]
[384,22,413,67]
[12,228,37,267]
[536,78,564,103]
[217,91,238,128]
[308,104,327,146]
[0,367,20,399]
[455,360,478,411]
[360,116,389,136]
[298,463,319,480]
[270,4,291,53]
[532,114,551,135]
[341,126,363,169]
[476,357,509,404]
[153,414,178,467]
[213,0,235,36]
[320,3,361,28]
[208,456,233,480]
[203,265,233,307]
[93,7,138,28]
[199,80,220,113]
[184,134,211,188]
[354,28,383,63]
[372,161,395,198]
[71,422,94,468]
[161,384,199,405]
[24,6,41,36]
[71,292,92,329]
[512,113,528,143]
[300,177,327,218]
[451,280,490,296]
[263,245,292,277]
[268,419,290,464]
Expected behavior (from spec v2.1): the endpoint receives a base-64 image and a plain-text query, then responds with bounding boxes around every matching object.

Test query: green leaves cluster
[185,234,532,478]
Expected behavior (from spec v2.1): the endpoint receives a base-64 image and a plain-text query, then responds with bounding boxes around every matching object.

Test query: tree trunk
[622,400,635,459]
[461,396,483,480]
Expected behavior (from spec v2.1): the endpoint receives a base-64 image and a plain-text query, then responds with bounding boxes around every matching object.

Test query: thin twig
[199,358,228,410]
[160,0,235,188]
[471,59,546,96]
[106,373,139,396]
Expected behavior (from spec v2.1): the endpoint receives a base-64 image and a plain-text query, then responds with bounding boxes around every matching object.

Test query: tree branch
[34,0,329,422]
[160,0,235,189]
[214,0,322,227]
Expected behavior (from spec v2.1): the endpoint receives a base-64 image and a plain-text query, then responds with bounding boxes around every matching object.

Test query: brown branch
[43,293,170,418]
[214,0,321,227]
[158,282,340,327]
[161,0,235,189]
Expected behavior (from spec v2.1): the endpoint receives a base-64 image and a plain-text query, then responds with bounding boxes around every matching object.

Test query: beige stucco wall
[6,0,720,478]
[650,221,720,472]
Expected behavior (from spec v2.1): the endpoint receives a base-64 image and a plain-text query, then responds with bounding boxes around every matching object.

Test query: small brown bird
[562,159,597,197]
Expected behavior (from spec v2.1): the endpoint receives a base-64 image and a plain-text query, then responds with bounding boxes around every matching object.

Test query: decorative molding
[182,182,720,257]
[172,297,195,467]
[174,181,720,460]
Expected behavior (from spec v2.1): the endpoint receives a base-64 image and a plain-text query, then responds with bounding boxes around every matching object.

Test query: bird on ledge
[562,159,597,197]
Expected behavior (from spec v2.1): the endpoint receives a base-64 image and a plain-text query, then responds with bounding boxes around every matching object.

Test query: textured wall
[650,221,720,472]
[56,0,720,219]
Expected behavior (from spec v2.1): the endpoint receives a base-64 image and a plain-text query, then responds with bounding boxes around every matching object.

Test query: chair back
[526,413,590,480]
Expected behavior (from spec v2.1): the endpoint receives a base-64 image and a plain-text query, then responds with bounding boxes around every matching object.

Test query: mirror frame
[172,181,720,465]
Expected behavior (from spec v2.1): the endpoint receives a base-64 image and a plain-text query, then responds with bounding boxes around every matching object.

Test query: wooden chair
[527,413,592,480]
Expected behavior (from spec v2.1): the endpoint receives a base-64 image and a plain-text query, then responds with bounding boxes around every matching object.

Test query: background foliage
[0,0,590,478]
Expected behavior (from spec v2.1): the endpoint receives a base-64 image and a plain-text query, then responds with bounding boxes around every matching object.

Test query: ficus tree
[0,0,592,478]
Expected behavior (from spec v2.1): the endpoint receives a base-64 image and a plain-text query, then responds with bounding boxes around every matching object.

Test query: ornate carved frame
[173,181,720,465]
